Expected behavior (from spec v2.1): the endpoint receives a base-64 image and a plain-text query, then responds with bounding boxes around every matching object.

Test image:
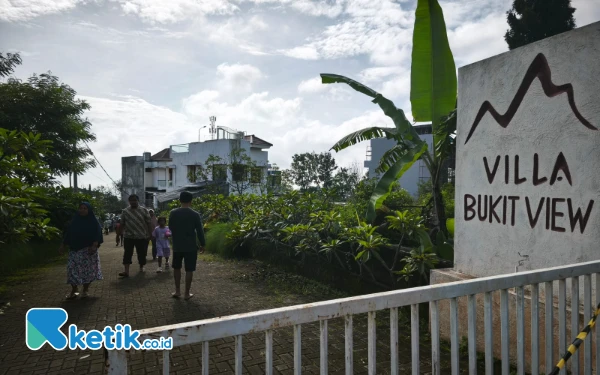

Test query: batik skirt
[67,247,103,285]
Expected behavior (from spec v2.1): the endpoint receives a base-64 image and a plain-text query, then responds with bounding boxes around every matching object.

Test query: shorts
[157,245,171,258]
[172,251,197,272]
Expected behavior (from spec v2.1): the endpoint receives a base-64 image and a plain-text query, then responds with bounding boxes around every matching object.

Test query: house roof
[151,148,172,161]
[244,135,273,147]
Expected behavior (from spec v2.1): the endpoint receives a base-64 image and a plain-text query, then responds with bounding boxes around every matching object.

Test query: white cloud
[297,76,353,101]
[63,95,193,188]
[447,12,509,66]
[204,15,271,55]
[182,90,302,132]
[572,0,600,27]
[358,66,404,84]
[290,0,344,18]
[281,46,320,60]
[216,63,264,92]
[0,0,83,22]
[280,0,413,65]
[110,0,239,24]
[297,77,327,93]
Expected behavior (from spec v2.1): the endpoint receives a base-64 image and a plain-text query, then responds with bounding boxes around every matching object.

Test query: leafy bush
[417,181,455,219]
[186,190,452,288]
[1,239,63,276]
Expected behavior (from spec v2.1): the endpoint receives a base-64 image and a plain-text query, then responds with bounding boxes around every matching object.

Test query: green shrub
[205,222,236,258]
[1,239,63,276]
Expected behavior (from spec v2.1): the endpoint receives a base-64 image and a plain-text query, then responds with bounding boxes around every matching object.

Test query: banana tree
[322,0,457,233]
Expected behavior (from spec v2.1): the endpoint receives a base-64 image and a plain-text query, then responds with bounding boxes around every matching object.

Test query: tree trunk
[432,177,447,237]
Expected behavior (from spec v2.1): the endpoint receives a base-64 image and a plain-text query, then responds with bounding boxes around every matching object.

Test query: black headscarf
[63,202,104,251]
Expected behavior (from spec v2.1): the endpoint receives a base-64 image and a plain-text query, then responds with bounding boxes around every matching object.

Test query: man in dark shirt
[168,191,205,300]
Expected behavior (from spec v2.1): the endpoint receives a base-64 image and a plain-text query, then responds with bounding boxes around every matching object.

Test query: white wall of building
[454,22,600,279]
[168,138,270,195]
[364,133,434,197]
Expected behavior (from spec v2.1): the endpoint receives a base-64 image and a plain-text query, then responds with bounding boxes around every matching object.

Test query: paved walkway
[0,233,467,374]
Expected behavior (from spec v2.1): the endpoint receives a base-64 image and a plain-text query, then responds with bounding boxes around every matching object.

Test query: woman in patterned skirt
[59,202,104,300]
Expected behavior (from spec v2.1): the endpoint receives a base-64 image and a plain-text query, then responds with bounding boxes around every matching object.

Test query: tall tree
[290,153,317,191]
[332,166,360,200]
[0,70,96,176]
[315,152,337,189]
[290,152,338,191]
[504,0,576,50]
[0,52,22,78]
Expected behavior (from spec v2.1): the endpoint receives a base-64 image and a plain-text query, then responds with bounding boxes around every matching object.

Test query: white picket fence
[106,259,600,374]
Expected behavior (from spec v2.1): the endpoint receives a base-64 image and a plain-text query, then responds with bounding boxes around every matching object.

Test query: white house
[363,124,434,197]
[121,122,272,209]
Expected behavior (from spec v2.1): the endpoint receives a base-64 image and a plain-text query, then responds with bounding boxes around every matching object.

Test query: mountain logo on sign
[464,53,597,145]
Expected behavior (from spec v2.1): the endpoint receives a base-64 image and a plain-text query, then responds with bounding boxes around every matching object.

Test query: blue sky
[1,0,599,189]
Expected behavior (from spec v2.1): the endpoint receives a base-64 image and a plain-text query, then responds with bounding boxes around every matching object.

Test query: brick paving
[0,233,468,374]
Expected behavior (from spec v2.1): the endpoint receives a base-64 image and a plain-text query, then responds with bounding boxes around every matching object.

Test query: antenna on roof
[209,116,217,140]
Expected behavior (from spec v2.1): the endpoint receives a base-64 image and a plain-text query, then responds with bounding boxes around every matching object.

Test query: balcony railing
[106,260,600,374]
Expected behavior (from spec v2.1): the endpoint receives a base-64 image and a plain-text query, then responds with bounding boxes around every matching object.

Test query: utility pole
[73,171,78,192]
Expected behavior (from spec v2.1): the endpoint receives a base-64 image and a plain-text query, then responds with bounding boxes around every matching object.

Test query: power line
[82,140,121,194]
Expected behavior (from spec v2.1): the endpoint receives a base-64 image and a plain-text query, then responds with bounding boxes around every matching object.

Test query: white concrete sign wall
[455,22,600,277]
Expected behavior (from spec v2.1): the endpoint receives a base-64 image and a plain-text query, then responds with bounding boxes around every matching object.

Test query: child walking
[152,217,171,273]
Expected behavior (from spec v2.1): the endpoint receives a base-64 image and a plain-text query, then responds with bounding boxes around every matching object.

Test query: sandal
[65,293,79,300]
[118,272,129,278]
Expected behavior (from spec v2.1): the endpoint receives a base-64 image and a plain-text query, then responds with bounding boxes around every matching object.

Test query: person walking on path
[115,219,123,246]
[59,202,104,300]
[149,209,158,260]
[119,194,153,278]
[168,191,205,300]
[152,217,171,273]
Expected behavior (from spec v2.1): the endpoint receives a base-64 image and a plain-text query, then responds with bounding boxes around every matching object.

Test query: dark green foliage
[0,239,63,276]
[331,165,361,201]
[290,152,337,191]
[505,0,576,50]
[189,190,452,288]
[0,129,60,244]
[0,71,96,176]
[417,181,455,219]
[0,52,21,78]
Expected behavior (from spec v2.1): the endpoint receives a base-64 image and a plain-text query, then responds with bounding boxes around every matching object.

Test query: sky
[1,0,599,190]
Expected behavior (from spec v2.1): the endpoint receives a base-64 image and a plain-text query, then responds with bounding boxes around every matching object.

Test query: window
[212,165,227,182]
[267,173,281,187]
[145,168,152,172]
[250,167,262,184]
[187,165,197,183]
[232,164,247,182]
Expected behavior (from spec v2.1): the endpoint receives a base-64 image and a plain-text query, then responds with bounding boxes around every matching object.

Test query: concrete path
[0,233,467,374]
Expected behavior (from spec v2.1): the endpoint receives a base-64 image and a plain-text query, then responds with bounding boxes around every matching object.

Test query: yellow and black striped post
[549,302,600,375]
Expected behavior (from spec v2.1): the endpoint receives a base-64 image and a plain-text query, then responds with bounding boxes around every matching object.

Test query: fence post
[106,350,127,374]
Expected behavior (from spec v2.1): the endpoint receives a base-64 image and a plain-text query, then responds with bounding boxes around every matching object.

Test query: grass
[231,261,348,302]
[1,239,63,275]
[0,252,66,300]
[204,223,237,258]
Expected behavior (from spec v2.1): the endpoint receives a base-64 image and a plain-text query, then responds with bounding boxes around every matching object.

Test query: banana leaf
[410,0,457,133]
[366,141,428,222]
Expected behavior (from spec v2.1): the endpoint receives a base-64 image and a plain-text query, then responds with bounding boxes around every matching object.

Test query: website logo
[26,308,69,350]
[26,308,172,351]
